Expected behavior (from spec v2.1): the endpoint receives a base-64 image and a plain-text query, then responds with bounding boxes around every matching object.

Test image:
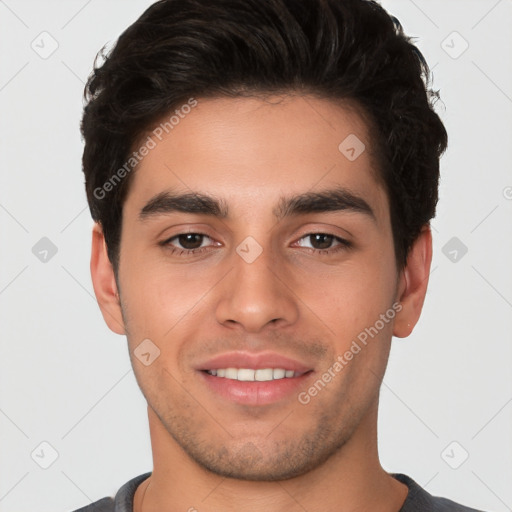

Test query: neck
[134,404,408,512]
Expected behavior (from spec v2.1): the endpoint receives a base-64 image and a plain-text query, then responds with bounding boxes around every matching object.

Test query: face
[111,95,404,480]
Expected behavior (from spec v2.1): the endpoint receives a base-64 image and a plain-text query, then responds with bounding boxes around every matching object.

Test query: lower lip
[199,371,313,406]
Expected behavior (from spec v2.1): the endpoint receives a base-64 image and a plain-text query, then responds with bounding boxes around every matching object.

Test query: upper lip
[195,351,313,373]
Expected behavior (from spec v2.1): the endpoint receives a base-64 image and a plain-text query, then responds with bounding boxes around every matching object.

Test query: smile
[205,368,303,381]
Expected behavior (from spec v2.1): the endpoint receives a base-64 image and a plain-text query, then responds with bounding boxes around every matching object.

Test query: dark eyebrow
[139,190,229,220]
[273,187,376,222]
[139,187,375,222]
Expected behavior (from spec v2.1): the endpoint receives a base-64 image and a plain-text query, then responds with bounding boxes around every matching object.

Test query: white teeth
[273,368,286,379]
[237,368,255,381]
[255,368,274,381]
[225,368,238,379]
[207,367,298,381]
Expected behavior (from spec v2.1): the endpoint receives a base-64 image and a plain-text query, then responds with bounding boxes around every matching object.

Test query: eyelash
[160,232,352,257]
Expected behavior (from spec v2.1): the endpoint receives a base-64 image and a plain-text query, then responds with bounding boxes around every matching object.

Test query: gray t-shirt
[71,472,485,511]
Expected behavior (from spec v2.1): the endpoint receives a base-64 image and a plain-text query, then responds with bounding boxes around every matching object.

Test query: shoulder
[393,473,485,512]
[70,497,114,512]
[69,472,151,512]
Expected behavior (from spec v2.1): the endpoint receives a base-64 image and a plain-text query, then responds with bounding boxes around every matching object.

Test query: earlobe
[90,223,126,335]
[393,225,433,338]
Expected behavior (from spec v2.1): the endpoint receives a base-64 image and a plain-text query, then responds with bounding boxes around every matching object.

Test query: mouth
[196,352,314,406]
[203,368,305,381]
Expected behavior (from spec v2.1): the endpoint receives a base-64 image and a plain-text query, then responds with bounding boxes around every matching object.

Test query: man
[74,0,483,510]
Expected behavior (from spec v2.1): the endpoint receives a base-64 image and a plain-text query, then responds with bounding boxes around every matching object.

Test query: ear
[90,222,126,335]
[393,225,433,338]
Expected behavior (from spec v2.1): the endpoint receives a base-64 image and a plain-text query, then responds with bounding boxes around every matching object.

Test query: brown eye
[175,233,205,250]
[308,234,334,250]
[163,233,212,251]
[295,233,351,253]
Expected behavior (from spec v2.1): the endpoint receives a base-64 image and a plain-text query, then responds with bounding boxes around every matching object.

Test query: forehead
[124,94,389,224]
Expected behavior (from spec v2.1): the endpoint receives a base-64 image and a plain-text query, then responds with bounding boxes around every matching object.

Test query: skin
[91,94,432,512]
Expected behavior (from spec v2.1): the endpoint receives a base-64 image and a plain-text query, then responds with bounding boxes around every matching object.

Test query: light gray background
[1,0,511,511]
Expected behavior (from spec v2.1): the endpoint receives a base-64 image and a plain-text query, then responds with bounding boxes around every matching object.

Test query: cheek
[119,254,219,340]
[293,255,397,334]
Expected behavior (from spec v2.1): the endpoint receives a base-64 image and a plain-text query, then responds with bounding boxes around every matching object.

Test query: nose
[215,241,299,333]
